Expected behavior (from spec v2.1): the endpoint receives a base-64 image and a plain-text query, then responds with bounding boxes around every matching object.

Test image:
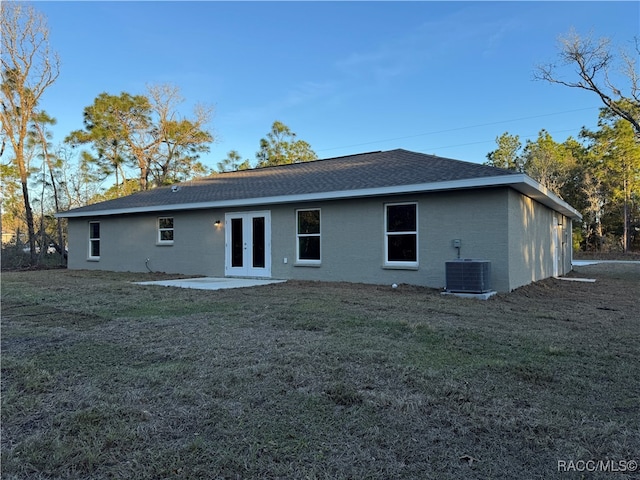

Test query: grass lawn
[2,264,639,479]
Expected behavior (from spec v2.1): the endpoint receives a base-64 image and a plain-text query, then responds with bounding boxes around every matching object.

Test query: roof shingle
[60,149,518,216]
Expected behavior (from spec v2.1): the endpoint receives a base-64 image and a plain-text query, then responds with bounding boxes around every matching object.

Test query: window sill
[294,262,321,267]
[87,258,100,262]
[156,242,174,246]
[382,264,419,270]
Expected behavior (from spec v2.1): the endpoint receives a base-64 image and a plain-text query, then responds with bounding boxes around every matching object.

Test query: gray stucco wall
[66,187,571,292]
[418,189,510,292]
[507,189,573,290]
[67,210,225,276]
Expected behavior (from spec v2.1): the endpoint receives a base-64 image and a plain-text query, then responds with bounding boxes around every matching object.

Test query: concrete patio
[134,277,286,291]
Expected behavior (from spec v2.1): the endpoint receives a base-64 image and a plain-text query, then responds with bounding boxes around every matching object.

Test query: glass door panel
[231,218,244,268]
[252,216,265,269]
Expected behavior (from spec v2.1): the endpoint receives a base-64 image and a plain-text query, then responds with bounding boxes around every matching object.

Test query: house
[57,149,581,292]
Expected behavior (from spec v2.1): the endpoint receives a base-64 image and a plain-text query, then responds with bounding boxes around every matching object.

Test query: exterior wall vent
[445,259,492,293]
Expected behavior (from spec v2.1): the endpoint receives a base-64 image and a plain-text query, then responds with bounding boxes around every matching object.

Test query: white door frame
[552,217,560,277]
[225,211,271,278]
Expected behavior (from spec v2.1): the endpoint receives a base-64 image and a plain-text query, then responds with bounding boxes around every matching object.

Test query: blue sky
[34,1,638,172]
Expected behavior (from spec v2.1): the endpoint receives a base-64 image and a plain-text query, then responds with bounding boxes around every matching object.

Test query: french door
[225,211,271,277]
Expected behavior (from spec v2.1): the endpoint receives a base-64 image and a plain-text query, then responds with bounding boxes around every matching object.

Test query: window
[385,203,417,266]
[88,222,100,259]
[297,209,320,263]
[158,217,174,244]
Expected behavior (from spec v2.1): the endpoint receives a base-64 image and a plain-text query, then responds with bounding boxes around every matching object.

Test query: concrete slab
[134,277,286,291]
[441,290,497,300]
[572,260,600,266]
[573,260,640,266]
[556,277,596,283]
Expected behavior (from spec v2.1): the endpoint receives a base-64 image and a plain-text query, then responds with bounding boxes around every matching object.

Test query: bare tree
[57,146,104,209]
[147,83,214,186]
[68,84,214,191]
[535,30,640,140]
[1,3,60,262]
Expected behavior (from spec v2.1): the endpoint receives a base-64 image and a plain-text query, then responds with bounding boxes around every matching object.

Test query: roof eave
[56,174,582,220]
[514,175,582,220]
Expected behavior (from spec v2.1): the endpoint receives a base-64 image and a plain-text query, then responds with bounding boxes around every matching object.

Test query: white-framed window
[88,221,100,259]
[384,203,418,267]
[157,217,174,244]
[296,209,321,263]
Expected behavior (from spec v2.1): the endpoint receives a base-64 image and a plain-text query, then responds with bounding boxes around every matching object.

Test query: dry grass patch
[2,265,639,479]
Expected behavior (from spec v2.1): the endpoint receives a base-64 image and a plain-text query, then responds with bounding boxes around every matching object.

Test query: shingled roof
[58,149,581,219]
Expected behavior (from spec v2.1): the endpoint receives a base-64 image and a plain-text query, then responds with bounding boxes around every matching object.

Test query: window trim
[296,208,321,265]
[157,216,174,245]
[88,221,100,260]
[384,202,418,268]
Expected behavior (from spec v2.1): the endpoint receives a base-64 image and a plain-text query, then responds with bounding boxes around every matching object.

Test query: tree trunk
[623,186,629,253]
[45,155,65,264]
[21,179,36,264]
[595,219,603,252]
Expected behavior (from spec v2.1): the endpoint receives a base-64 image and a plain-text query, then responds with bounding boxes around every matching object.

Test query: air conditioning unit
[445,259,492,293]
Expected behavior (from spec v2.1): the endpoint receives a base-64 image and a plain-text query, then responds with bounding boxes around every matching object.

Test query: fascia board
[513,175,583,220]
[56,174,582,220]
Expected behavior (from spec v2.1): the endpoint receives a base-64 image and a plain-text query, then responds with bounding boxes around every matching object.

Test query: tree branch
[534,30,640,140]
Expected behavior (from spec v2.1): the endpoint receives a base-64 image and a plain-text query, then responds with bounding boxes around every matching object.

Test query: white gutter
[56,174,582,220]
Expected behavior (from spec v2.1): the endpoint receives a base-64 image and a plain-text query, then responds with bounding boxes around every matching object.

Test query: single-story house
[57,149,581,292]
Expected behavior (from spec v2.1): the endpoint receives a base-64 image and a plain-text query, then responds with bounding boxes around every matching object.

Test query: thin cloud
[334,5,527,82]
[222,80,337,126]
